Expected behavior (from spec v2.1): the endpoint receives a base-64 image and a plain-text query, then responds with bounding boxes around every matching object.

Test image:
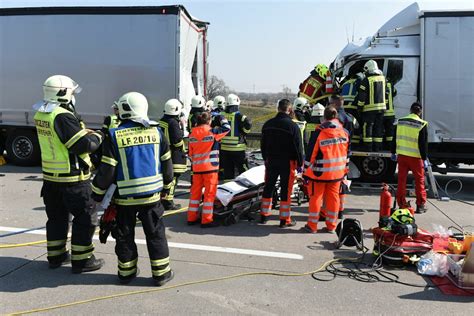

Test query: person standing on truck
[357,60,386,152]
[187,95,206,133]
[383,80,397,150]
[34,75,105,273]
[159,99,187,211]
[187,112,230,227]
[303,106,349,233]
[220,93,252,182]
[260,99,304,227]
[299,64,333,105]
[340,71,364,146]
[391,102,429,214]
[92,92,175,285]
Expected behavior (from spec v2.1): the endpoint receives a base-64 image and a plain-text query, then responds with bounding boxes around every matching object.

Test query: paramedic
[260,99,304,227]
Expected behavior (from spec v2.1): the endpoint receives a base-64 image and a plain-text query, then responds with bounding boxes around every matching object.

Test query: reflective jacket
[304,117,322,146]
[395,113,428,159]
[357,74,386,112]
[34,105,101,183]
[299,70,329,104]
[102,115,120,131]
[340,76,362,111]
[384,82,397,117]
[304,119,349,182]
[159,115,187,174]
[220,105,252,151]
[91,120,173,206]
[189,122,230,173]
[293,118,307,153]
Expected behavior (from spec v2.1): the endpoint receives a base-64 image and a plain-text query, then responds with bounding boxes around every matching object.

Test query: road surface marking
[0,226,303,260]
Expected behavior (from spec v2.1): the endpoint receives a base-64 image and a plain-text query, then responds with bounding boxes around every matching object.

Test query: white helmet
[293,97,308,111]
[205,100,214,111]
[227,93,240,106]
[213,95,226,110]
[311,103,325,117]
[164,99,182,116]
[191,95,205,108]
[43,75,81,104]
[115,92,149,121]
[364,60,379,74]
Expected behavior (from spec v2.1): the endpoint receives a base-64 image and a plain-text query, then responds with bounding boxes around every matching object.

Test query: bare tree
[207,75,230,99]
[281,85,292,99]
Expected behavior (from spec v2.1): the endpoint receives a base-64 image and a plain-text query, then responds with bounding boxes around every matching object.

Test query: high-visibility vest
[293,118,306,144]
[103,115,120,130]
[396,113,427,158]
[384,82,395,117]
[340,78,358,110]
[299,75,325,104]
[188,125,224,173]
[358,75,386,112]
[220,111,247,151]
[110,121,166,202]
[34,106,91,183]
[304,121,320,144]
[304,120,349,182]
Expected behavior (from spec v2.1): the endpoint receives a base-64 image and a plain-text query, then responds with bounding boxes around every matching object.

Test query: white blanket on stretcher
[216,165,266,206]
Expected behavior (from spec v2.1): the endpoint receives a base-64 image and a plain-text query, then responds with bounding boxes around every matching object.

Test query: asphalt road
[1,165,473,315]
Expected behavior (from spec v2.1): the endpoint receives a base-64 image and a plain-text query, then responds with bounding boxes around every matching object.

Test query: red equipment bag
[372,227,433,266]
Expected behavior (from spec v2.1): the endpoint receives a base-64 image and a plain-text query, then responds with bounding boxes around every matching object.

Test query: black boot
[154,270,174,287]
[119,268,140,284]
[338,211,344,219]
[416,204,428,214]
[260,214,269,224]
[72,255,105,274]
[162,200,182,211]
[49,252,71,269]
[279,219,297,228]
[201,221,220,228]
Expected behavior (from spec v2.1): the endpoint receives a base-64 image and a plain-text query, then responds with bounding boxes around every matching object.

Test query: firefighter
[187,112,230,227]
[213,95,226,113]
[292,98,308,153]
[260,99,304,227]
[304,103,325,147]
[34,75,104,272]
[220,93,252,181]
[303,106,349,233]
[205,100,214,112]
[340,71,364,146]
[159,99,187,211]
[391,102,428,214]
[102,103,120,133]
[383,79,397,150]
[187,95,206,133]
[357,60,386,152]
[298,64,333,105]
[92,92,174,285]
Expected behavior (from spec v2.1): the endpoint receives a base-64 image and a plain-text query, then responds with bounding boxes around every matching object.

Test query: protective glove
[391,154,397,162]
[423,160,429,170]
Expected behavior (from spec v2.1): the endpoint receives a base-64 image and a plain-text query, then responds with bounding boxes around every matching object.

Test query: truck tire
[352,156,396,183]
[5,129,41,166]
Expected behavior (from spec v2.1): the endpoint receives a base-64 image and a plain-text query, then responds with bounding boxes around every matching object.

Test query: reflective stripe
[190,199,200,204]
[315,157,347,164]
[119,181,163,195]
[327,217,337,223]
[280,204,290,209]
[71,244,93,252]
[192,150,219,158]
[173,140,185,147]
[161,150,172,161]
[118,148,130,180]
[188,207,199,212]
[308,217,319,223]
[261,201,271,207]
[192,158,219,165]
[304,161,311,167]
[280,212,290,217]
[117,175,163,187]
[326,211,338,217]
[118,258,138,268]
[150,257,170,266]
[152,265,171,277]
[119,268,137,277]
[313,165,346,172]
[43,172,90,183]
[396,145,420,154]
[202,209,213,214]
[203,202,214,207]
[101,155,118,166]
[92,183,106,195]
[47,239,67,247]
[114,193,161,206]
[48,248,67,257]
[398,120,423,128]
[65,129,88,149]
[397,135,418,143]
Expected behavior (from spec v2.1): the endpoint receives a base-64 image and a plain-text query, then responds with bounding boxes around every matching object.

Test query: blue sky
[4,0,473,93]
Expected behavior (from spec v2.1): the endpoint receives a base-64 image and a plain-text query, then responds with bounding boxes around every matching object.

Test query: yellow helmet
[314,64,329,79]
[390,208,414,225]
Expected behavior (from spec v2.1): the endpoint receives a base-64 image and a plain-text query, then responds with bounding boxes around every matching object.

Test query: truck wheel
[5,129,41,166]
[353,156,396,183]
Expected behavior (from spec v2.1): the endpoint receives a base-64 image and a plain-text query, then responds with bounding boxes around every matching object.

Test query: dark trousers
[263,159,297,202]
[42,180,97,265]
[221,150,248,181]
[383,116,395,149]
[115,202,170,279]
[362,111,384,151]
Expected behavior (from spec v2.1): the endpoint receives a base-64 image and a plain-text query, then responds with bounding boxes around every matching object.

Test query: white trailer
[0,3,209,165]
[331,2,474,181]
